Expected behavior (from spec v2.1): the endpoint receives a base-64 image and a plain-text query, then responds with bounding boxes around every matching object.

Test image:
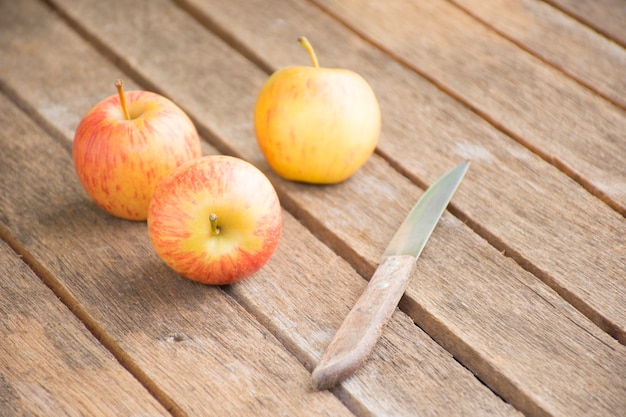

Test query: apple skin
[254,65,381,184]
[73,90,202,221]
[147,155,282,285]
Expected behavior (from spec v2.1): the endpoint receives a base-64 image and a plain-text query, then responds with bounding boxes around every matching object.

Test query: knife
[311,161,469,390]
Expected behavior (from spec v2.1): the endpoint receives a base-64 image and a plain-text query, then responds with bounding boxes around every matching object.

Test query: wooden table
[1,0,624,415]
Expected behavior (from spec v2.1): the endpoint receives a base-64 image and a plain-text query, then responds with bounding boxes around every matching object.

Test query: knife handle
[312,254,417,390]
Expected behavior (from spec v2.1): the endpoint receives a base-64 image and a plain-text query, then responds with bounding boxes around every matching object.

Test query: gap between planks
[38,0,624,349]
[7,4,521,413]
[448,0,626,111]
[543,0,626,49]
[0,217,185,416]
[0,78,72,155]
[0,81,351,415]
[2,1,620,412]
[430,196,626,346]
[304,0,626,219]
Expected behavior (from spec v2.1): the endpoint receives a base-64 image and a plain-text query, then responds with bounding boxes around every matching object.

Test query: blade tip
[458,160,471,172]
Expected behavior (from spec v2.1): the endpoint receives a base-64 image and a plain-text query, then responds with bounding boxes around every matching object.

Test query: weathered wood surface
[451,0,626,108]
[0,92,354,416]
[311,0,626,217]
[0,239,170,416]
[308,1,626,343]
[1,0,625,416]
[546,0,626,47]
[0,1,519,416]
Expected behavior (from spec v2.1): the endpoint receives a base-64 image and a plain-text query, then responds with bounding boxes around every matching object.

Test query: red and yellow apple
[147,155,282,285]
[73,80,202,221]
[254,37,381,184]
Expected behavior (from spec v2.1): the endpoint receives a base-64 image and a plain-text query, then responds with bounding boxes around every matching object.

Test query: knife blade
[311,161,469,390]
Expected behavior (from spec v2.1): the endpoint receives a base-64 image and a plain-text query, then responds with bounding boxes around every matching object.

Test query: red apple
[73,80,202,221]
[254,37,381,184]
[147,155,282,285]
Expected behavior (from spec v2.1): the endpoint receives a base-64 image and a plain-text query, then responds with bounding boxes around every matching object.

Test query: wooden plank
[0,239,170,416]
[450,0,626,108]
[312,0,626,217]
[179,0,625,347]
[275,0,626,340]
[403,214,626,417]
[0,87,353,416]
[15,0,625,416]
[232,215,522,417]
[0,103,517,417]
[0,2,518,416]
[546,0,626,48]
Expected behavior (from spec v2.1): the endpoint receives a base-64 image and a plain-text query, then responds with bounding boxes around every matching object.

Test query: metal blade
[382,161,469,258]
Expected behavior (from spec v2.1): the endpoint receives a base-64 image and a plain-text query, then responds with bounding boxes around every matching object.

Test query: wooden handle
[311,255,417,390]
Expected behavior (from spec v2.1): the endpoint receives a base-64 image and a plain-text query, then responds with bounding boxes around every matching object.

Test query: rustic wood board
[0,1,520,415]
[0,91,353,416]
[0,101,516,417]
[311,0,626,217]
[44,0,626,340]
[183,0,625,354]
[1,0,624,415]
[450,0,626,108]
[546,0,626,47]
[0,240,170,416]
[229,215,520,416]
[18,0,626,415]
[235,0,626,340]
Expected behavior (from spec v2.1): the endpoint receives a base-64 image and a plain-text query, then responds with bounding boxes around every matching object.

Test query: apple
[254,36,381,184]
[73,80,202,221]
[147,155,282,285]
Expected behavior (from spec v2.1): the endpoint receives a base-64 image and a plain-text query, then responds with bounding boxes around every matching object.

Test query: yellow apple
[254,37,381,184]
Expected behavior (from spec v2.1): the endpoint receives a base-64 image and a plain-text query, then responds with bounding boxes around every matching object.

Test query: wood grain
[0,240,170,416]
[451,0,626,108]
[403,212,626,417]
[313,0,626,216]
[168,0,626,347]
[45,0,626,414]
[0,1,518,415]
[183,0,625,348]
[1,0,624,415]
[0,82,351,416]
[285,0,626,339]
[546,0,626,47]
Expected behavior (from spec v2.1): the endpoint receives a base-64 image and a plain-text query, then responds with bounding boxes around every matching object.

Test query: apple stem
[209,213,221,235]
[115,79,131,121]
[298,36,319,68]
